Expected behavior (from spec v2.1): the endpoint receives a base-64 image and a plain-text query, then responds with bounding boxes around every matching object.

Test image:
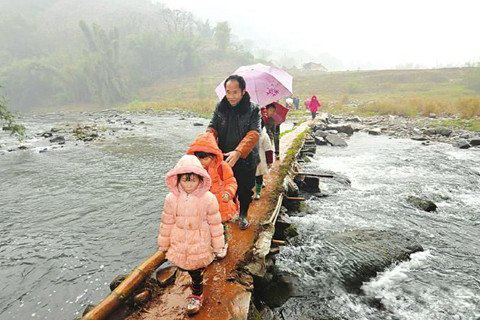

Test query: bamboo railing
[81,251,166,320]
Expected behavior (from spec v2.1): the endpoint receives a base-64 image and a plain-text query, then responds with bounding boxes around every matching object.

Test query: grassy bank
[121,67,480,130]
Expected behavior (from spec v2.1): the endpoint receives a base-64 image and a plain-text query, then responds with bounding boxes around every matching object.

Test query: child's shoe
[254,192,261,200]
[186,294,203,315]
[215,242,228,259]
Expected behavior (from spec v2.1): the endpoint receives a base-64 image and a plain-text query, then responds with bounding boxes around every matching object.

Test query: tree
[79,21,127,106]
[0,90,25,138]
[214,21,231,52]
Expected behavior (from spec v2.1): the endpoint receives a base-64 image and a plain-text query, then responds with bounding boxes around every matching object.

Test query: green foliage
[0,93,25,138]
[0,1,254,111]
[430,118,480,132]
[78,21,126,106]
[214,21,231,53]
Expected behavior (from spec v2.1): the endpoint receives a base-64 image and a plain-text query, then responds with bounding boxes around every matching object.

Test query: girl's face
[198,156,213,169]
[179,174,201,193]
[267,107,276,117]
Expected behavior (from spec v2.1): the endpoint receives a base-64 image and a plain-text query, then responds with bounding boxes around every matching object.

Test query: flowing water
[0,111,210,319]
[276,133,480,320]
[2,113,479,320]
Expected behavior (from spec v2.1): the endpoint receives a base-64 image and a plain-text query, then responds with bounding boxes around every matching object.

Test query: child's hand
[221,192,230,202]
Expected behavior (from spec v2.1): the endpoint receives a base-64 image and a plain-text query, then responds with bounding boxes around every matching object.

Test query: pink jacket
[157,155,225,271]
[308,96,321,113]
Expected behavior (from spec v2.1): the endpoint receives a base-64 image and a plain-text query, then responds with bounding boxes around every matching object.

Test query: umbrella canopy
[215,63,293,106]
[261,102,289,125]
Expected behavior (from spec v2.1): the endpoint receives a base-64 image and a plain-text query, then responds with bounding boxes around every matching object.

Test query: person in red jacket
[308,95,321,120]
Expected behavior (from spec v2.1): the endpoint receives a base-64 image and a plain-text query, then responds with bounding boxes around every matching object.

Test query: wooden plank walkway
[110,122,311,320]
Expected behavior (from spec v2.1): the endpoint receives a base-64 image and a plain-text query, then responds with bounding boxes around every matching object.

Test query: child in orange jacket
[187,133,239,223]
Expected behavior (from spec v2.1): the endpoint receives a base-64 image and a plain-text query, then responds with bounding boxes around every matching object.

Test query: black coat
[208,92,261,168]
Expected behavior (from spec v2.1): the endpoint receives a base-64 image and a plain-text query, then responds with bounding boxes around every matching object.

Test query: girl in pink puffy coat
[157,155,225,315]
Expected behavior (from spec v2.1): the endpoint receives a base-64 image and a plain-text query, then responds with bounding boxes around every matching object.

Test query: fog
[160,0,480,70]
[1,0,479,111]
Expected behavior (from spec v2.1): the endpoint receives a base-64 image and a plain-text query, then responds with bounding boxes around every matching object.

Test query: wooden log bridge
[81,120,314,320]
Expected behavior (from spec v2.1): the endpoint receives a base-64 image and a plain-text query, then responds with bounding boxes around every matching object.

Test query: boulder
[110,274,128,291]
[313,130,328,138]
[325,134,348,147]
[326,124,354,136]
[411,136,428,141]
[407,196,437,212]
[346,116,362,123]
[276,229,424,319]
[49,136,65,144]
[423,128,437,136]
[254,265,295,308]
[453,139,471,149]
[295,175,320,193]
[314,136,328,146]
[368,128,382,135]
[435,127,452,137]
[469,137,480,146]
[329,229,424,292]
[156,266,178,287]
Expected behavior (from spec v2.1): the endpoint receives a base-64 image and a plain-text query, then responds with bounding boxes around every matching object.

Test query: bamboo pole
[268,193,284,225]
[271,239,286,246]
[82,250,166,320]
[296,172,334,178]
[284,196,305,201]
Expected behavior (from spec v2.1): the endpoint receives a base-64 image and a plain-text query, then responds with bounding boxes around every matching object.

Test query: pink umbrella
[215,63,293,106]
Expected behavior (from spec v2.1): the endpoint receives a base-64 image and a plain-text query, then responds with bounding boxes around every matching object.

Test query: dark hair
[224,75,246,91]
[176,172,203,185]
[266,103,276,110]
[194,151,215,159]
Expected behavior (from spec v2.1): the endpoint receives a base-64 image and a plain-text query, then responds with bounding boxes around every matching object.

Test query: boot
[254,183,262,200]
[238,208,249,230]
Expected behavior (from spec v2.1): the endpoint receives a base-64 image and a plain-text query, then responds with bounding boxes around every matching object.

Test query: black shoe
[239,216,249,230]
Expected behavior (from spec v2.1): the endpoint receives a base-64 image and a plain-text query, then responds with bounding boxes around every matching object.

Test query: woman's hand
[224,150,241,167]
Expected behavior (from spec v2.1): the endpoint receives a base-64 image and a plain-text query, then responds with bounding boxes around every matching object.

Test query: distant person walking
[293,96,300,110]
[308,95,321,120]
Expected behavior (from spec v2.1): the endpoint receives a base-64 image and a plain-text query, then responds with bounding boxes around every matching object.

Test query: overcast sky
[159,0,480,70]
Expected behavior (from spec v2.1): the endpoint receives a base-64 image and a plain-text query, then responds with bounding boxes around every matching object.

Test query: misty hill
[0,0,253,111]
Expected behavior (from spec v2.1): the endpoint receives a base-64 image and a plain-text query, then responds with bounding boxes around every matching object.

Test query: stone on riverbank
[453,139,471,149]
[326,124,354,136]
[49,136,66,144]
[325,134,348,147]
[368,128,382,135]
[469,137,480,146]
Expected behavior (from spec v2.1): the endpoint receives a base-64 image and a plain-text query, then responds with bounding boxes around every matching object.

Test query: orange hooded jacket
[187,133,239,222]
